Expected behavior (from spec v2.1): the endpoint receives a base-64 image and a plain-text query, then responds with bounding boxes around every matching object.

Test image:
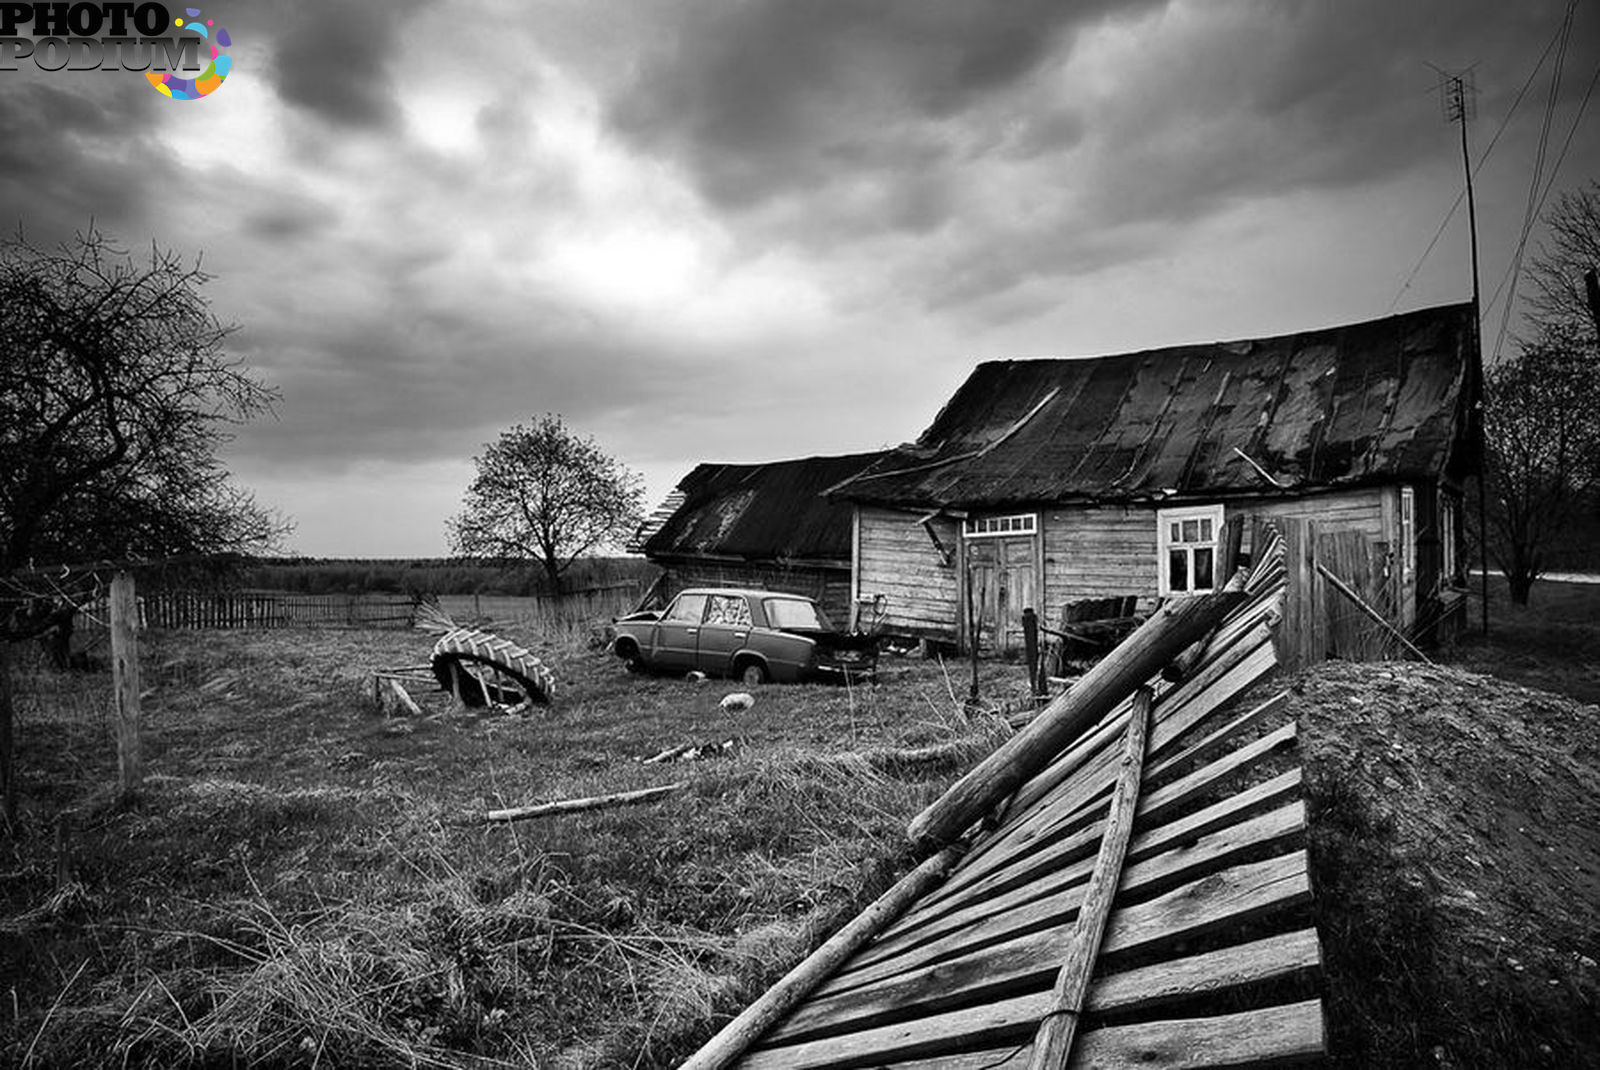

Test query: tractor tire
[431,627,556,707]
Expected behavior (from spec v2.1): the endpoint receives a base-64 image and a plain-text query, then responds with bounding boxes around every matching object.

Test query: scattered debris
[720,691,756,713]
[687,671,708,683]
[641,739,739,764]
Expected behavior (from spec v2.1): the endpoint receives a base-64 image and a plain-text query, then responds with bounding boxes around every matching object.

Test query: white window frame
[1440,491,1459,586]
[1399,487,1415,581]
[963,513,1038,539]
[1157,504,1224,597]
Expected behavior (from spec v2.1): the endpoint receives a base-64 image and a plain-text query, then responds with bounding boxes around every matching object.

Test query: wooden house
[634,452,886,624]
[829,302,1479,653]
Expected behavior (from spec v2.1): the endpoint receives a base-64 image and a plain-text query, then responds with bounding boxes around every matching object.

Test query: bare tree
[1477,323,1600,605]
[1524,180,1600,339]
[448,415,644,594]
[0,226,287,571]
[1,225,286,828]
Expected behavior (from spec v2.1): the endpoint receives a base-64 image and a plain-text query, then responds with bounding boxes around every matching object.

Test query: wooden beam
[1028,687,1153,1067]
[744,931,1321,1069]
[471,782,687,823]
[109,570,143,799]
[680,844,965,1070]
[1315,560,1432,664]
[908,584,1248,849]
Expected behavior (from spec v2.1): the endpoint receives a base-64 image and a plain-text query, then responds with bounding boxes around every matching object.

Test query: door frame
[958,512,1044,654]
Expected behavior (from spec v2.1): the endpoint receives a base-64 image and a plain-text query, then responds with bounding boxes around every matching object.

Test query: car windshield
[763,597,830,631]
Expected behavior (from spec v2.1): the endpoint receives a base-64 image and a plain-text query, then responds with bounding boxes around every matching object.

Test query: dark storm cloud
[266,0,419,129]
[605,0,1143,214]
[0,80,166,240]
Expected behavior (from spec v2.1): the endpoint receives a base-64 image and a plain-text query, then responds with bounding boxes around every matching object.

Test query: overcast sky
[5,0,1598,557]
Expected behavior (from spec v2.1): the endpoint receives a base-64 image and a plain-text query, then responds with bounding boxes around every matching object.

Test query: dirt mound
[1286,659,1600,1065]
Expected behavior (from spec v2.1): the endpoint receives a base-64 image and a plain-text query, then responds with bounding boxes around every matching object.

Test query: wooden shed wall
[856,489,1404,644]
[656,559,853,624]
[855,506,961,640]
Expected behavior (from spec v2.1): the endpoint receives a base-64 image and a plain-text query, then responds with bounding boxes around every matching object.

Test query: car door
[650,593,707,671]
[696,593,753,675]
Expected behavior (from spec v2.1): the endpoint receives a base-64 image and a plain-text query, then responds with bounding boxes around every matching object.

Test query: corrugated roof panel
[835,302,1474,508]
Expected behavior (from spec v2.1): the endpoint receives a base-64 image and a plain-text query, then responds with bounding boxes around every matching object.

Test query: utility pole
[1440,68,1490,637]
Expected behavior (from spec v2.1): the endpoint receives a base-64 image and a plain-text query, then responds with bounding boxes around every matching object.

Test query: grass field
[0,622,1028,1067]
[2,577,1597,1067]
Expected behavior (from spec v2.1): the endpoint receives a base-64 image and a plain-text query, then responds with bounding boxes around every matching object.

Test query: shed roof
[833,302,1477,509]
[643,451,886,564]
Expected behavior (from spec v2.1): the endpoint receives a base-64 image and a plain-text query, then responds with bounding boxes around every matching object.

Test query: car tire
[738,660,769,686]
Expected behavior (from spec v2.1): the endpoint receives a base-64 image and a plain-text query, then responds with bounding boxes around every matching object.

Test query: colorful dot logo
[147,8,232,100]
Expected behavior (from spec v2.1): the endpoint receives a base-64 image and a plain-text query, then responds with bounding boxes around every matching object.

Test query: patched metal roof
[644,452,886,563]
[834,303,1477,509]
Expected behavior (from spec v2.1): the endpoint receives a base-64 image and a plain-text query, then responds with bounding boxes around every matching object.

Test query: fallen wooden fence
[689,525,1322,1068]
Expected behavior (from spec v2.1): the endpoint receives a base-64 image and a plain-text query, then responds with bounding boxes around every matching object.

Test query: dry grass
[0,621,1033,1067]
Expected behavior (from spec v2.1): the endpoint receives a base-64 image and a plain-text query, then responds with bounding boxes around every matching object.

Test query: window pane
[1182,519,1199,542]
[1200,518,1213,541]
[1170,522,1180,541]
[666,594,707,622]
[1169,549,1188,591]
[1194,547,1214,591]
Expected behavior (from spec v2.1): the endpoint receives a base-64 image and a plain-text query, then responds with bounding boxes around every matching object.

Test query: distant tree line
[236,556,656,597]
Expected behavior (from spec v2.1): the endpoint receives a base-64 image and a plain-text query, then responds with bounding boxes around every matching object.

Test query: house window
[1440,492,1460,585]
[1157,505,1224,596]
[964,513,1038,538]
[1400,487,1415,581]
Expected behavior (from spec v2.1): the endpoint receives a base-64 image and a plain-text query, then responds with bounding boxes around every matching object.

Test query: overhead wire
[1387,10,1570,314]
[1489,0,1579,360]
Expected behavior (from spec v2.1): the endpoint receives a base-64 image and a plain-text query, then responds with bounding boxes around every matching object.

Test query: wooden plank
[778,852,1310,1042]
[745,931,1321,1069]
[819,801,1305,1004]
[908,585,1249,849]
[1028,688,1154,1067]
[864,769,1303,965]
[1067,999,1324,1069]
[683,845,966,1070]
[936,642,1281,906]
[1144,690,1290,786]
[110,570,143,798]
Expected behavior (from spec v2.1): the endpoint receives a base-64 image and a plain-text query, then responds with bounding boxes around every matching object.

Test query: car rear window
[763,598,826,630]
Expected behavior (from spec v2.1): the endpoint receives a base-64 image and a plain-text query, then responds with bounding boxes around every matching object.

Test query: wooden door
[966,536,1037,654]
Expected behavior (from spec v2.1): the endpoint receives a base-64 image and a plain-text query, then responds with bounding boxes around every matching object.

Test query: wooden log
[746,931,1321,1068]
[908,585,1247,850]
[680,844,965,1070]
[472,782,688,823]
[1028,687,1152,1068]
[109,571,143,799]
[383,677,423,717]
[1315,560,1432,664]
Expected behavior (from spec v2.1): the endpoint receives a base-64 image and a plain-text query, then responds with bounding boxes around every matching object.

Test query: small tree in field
[448,415,645,594]
[1477,323,1600,605]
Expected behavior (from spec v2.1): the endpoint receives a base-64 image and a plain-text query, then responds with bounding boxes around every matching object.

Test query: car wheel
[738,661,769,686]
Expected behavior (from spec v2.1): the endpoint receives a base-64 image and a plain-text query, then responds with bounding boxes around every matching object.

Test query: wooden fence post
[110,570,143,799]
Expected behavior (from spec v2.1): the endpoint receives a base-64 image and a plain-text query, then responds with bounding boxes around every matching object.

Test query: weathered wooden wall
[855,507,961,640]
[659,559,853,625]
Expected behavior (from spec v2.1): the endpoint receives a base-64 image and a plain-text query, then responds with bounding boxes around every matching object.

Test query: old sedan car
[610,588,877,685]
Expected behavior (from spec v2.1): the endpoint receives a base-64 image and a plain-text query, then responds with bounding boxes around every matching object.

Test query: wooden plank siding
[658,560,854,625]
[855,507,961,640]
[855,489,1405,648]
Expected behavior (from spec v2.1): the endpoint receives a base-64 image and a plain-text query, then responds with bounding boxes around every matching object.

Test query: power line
[1490,0,1579,360]
[1388,15,1569,313]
